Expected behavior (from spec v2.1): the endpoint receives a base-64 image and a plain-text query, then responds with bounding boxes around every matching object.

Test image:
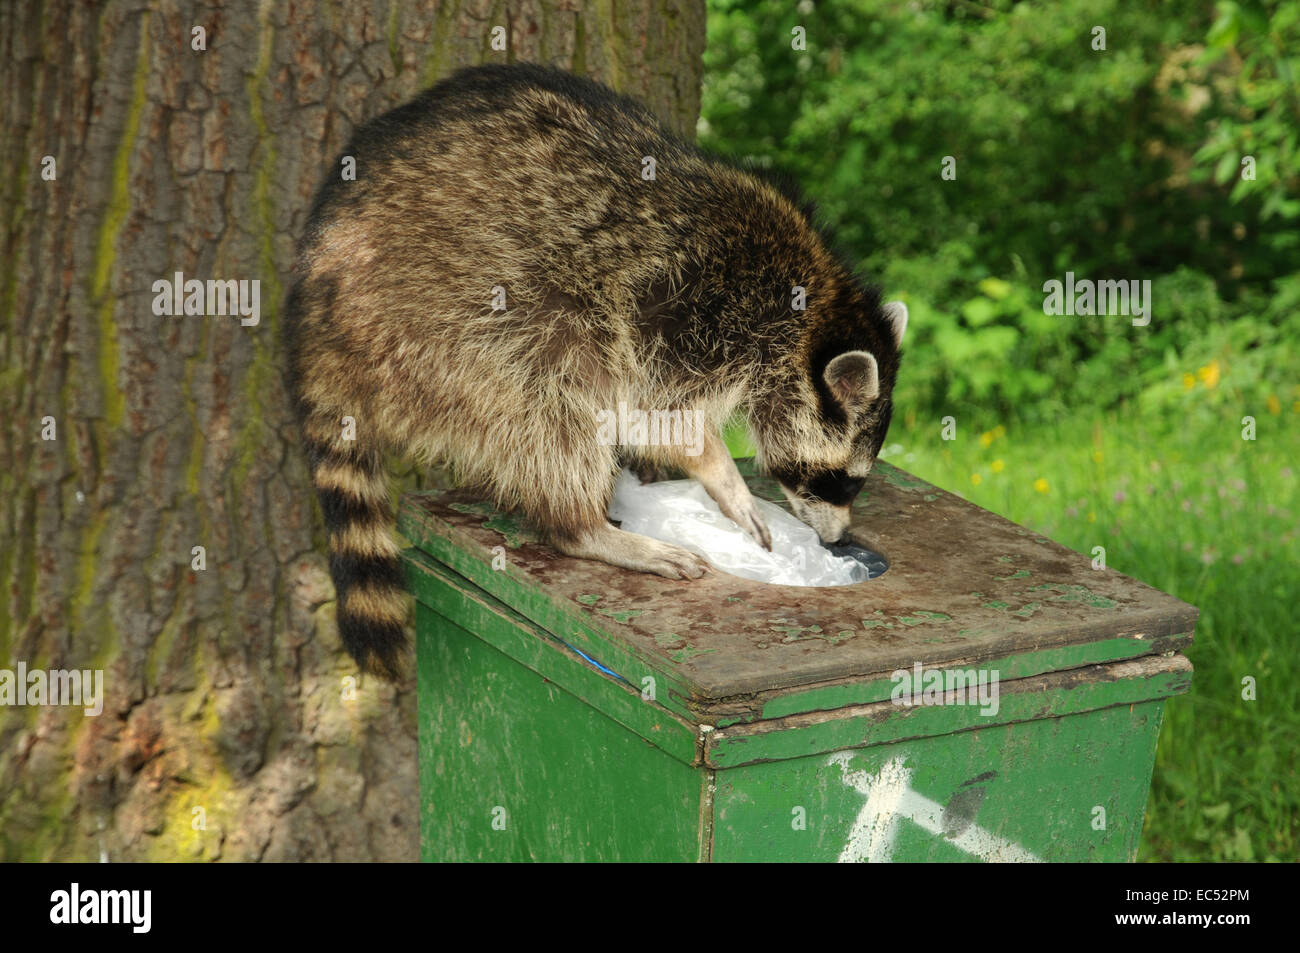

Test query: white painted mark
[830,752,1041,863]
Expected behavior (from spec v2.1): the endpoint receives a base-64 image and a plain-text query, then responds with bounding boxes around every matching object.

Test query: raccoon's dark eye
[805,469,865,506]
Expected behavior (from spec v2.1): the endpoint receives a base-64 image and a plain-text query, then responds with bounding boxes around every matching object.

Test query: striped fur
[303,431,408,678]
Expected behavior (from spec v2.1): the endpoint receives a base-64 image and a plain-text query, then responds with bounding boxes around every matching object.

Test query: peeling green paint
[982,596,1044,619]
[896,610,952,626]
[860,609,951,629]
[860,613,896,629]
[597,608,643,624]
[654,632,684,648]
[1028,583,1119,609]
[995,569,1032,581]
[482,513,539,547]
[577,594,601,606]
[448,502,539,546]
[769,622,823,643]
[671,646,716,663]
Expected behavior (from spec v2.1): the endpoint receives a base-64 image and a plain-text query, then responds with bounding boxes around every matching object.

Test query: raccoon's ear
[824,350,880,415]
[883,301,908,347]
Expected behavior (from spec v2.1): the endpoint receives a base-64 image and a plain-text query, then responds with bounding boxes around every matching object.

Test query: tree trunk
[0,0,705,862]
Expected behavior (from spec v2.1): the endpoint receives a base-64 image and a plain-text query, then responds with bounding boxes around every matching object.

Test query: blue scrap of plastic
[559,638,629,683]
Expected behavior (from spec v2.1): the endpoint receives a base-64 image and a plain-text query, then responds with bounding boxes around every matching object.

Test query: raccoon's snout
[775,466,865,542]
[784,493,853,543]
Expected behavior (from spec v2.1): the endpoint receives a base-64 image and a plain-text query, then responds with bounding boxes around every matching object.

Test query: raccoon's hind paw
[635,540,712,580]
[556,525,710,580]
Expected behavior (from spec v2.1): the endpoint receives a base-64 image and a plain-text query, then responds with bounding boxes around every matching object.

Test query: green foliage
[705,0,1234,278]
[702,0,1300,426]
[885,259,1300,423]
[1192,2,1300,226]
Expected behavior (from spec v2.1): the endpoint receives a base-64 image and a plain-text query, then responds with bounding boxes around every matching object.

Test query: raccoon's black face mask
[770,301,907,543]
[769,397,890,543]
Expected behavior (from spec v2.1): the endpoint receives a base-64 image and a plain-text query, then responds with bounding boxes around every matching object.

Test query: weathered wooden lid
[398,460,1196,723]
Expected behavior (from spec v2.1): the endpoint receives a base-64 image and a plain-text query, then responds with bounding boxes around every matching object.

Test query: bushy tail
[304,436,409,679]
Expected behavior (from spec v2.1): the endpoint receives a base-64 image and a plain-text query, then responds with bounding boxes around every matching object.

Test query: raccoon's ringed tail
[307,438,410,679]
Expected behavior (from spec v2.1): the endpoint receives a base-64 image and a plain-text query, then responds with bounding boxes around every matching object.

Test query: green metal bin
[397,460,1196,862]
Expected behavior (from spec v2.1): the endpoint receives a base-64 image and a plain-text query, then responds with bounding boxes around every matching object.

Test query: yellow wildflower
[1033,478,1049,494]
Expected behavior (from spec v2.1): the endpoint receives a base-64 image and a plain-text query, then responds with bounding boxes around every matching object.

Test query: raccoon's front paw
[720,495,773,551]
[634,539,712,580]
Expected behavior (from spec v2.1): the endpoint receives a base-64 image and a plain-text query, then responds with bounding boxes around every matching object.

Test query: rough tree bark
[0,0,705,861]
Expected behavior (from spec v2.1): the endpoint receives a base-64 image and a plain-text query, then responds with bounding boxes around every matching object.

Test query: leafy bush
[701,0,1300,425]
[884,258,1300,424]
[1184,0,1300,283]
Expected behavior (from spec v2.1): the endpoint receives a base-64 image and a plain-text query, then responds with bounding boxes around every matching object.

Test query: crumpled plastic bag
[607,469,877,586]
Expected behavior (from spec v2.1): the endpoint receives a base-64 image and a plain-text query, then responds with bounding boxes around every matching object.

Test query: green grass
[877,399,1299,862]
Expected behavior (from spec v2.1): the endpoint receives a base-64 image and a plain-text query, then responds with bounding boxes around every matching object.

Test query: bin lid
[398,460,1196,725]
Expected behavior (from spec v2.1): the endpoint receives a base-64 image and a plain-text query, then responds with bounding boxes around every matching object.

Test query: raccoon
[283,64,907,679]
